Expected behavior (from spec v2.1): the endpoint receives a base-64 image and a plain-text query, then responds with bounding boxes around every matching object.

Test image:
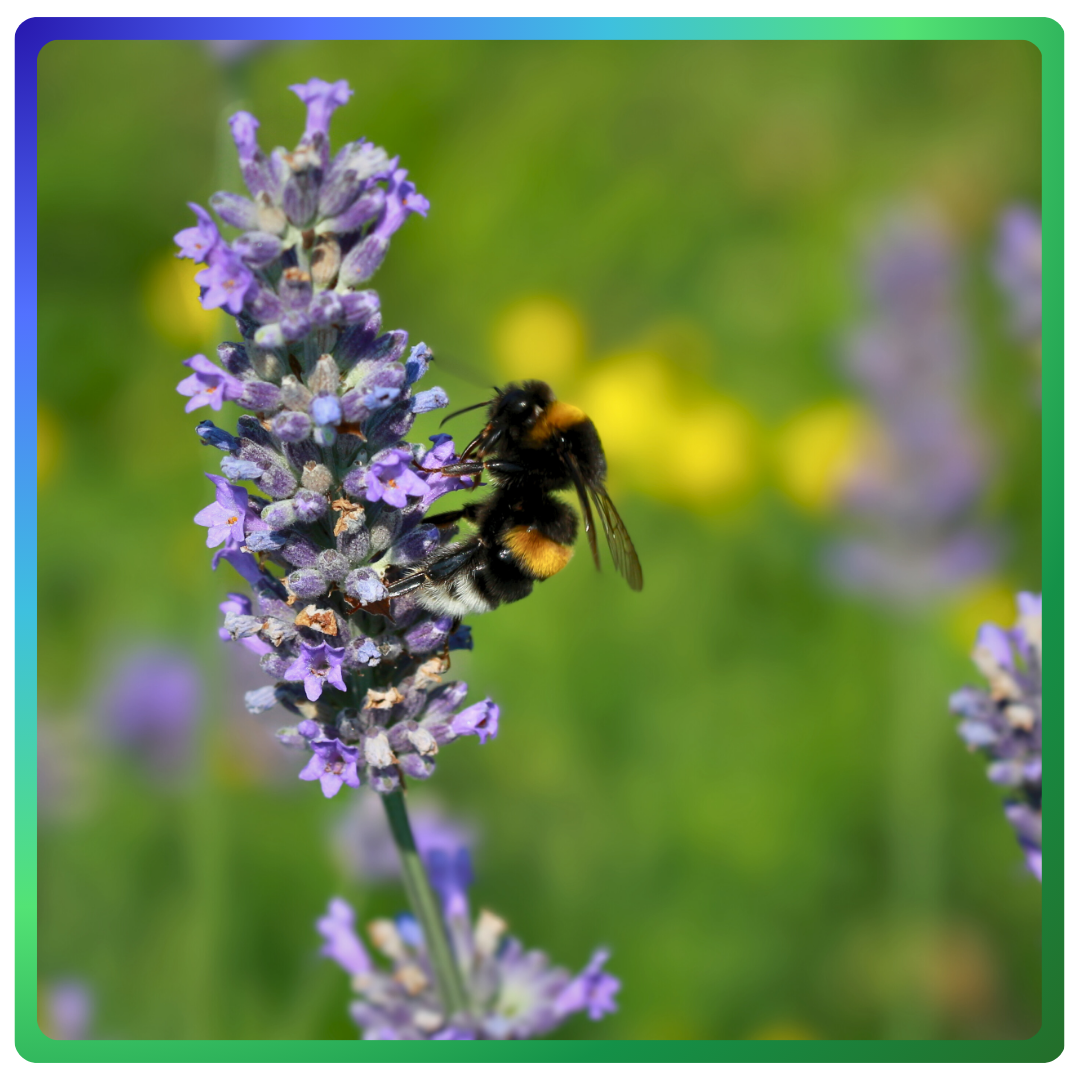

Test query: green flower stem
[381,788,471,1019]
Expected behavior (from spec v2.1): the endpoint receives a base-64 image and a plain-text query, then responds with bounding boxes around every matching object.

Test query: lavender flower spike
[828,204,995,602]
[950,591,1042,880]
[180,78,495,801]
[317,875,619,1038]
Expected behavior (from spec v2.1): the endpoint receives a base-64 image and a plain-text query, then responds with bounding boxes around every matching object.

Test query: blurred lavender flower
[98,648,202,772]
[950,592,1042,880]
[992,205,1042,345]
[45,979,93,1039]
[317,864,619,1039]
[332,791,476,882]
[828,206,995,602]
[175,78,492,797]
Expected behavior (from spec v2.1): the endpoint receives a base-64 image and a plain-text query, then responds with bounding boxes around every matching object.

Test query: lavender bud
[343,568,388,604]
[287,567,329,600]
[217,341,251,377]
[248,346,285,383]
[279,267,313,311]
[404,617,453,655]
[262,500,298,530]
[255,192,287,235]
[369,768,401,794]
[237,380,282,412]
[233,231,285,268]
[344,636,382,670]
[197,420,239,452]
[236,415,276,449]
[308,354,341,395]
[392,525,440,565]
[244,531,287,552]
[339,389,369,424]
[280,534,321,567]
[282,169,320,228]
[260,652,295,679]
[398,755,436,781]
[280,375,313,411]
[301,461,334,494]
[210,191,259,230]
[404,342,433,385]
[316,549,350,583]
[247,284,284,324]
[220,456,263,482]
[337,521,370,563]
[340,292,381,327]
[411,387,448,414]
[293,488,330,523]
[310,236,341,287]
[309,396,340,427]
[319,142,389,216]
[254,323,286,349]
[340,235,390,287]
[363,730,395,769]
[309,291,345,327]
[273,410,313,443]
[319,188,386,236]
[369,508,403,552]
[239,442,298,500]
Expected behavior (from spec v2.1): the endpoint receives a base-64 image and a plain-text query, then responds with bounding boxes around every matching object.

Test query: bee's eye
[504,393,531,417]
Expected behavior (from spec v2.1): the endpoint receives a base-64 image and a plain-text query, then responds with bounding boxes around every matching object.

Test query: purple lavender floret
[358,447,431,508]
[317,878,619,1039]
[950,592,1042,880]
[177,354,245,412]
[179,79,496,799]
[174,202,220,262]
[828,206,995,602]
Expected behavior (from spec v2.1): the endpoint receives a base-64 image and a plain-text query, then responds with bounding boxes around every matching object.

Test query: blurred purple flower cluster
[992,205,1042,346]
[829,206,995,602]
[317,839,619,1039]
[98,648,202,773]
[174,79,492,796]
[950,592,1042,881]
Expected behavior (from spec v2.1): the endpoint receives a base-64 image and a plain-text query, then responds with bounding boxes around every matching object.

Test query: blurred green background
[37,39,1041,1041]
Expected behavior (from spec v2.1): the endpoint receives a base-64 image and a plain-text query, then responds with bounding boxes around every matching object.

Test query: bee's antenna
[428,351,494,390]
[439,399,492,428]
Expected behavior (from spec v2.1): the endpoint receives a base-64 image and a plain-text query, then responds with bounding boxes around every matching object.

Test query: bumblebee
[386,380,643,616]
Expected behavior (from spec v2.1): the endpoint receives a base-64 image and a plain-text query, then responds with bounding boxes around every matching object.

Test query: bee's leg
[424,503,482,529]
[418,460,484,477]
[481,460,525,478]
[438,616,462,669]
[386,540,484,598]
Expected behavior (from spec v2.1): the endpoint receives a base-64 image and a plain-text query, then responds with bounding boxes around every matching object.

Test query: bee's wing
[589,484,644,591]
[562,451,602,571]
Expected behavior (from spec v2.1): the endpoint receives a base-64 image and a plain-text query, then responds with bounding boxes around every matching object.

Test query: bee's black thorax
[384,378,640,617]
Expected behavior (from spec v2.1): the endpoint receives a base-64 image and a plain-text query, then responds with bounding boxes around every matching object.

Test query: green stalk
[381,788,471,1019]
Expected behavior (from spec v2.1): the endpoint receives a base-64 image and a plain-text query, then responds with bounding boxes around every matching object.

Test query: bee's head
[449,380,559,460]
[490,380,555,433]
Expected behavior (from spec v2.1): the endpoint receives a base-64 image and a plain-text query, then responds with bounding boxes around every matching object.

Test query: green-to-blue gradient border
[16,16,1063,1064]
